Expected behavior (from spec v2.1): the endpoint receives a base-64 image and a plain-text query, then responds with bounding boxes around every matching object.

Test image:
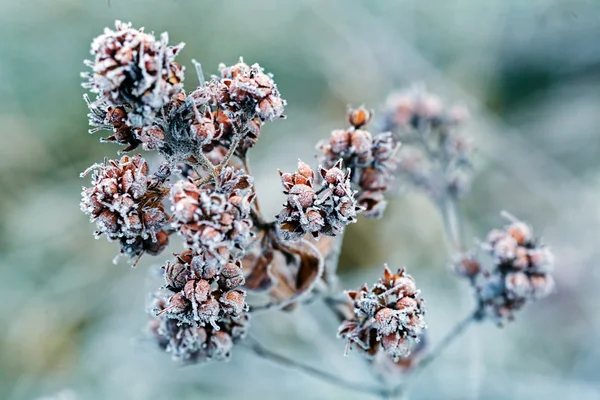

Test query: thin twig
[241,153,266,224]
[437,195,464,253]
[245,335,388,398]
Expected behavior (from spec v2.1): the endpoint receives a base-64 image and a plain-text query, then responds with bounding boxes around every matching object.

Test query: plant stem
[437,195,464,252]
[245,335,389,398]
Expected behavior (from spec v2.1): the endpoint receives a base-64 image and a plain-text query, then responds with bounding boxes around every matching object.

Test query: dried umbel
[276,160,362,241]
[317,107,400,219]
[457,213,555,324]
[83,21,184,127]
[80,155,169,252]
[378,87,473,201]
[338,266,426,361]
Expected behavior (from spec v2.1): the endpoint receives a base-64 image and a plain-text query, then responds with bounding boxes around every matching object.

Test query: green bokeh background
[1,1,599,399]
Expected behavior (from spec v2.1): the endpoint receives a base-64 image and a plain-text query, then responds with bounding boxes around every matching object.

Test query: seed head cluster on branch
[79,21,557,396]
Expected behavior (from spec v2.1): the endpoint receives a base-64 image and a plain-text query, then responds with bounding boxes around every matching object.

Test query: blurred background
[1,0,599,399]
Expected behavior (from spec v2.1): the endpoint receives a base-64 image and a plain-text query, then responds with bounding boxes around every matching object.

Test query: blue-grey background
[1,1,599,399]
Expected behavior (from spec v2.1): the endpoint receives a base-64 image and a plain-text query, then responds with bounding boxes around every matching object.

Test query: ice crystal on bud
[170,167,255,262]
[80,155,169,257]
[276,160,362,241]
[317,108,400,219]
[82,21,184,127]
[338,266,426,361]
[459,213,555,324]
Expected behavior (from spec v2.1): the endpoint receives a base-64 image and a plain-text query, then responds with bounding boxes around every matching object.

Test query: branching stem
[245,335,390,398]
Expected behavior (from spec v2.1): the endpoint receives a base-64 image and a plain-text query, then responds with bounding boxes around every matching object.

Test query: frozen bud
[138,125,165,151]
[288,184,317,208]
[164,260,189,291]
[297,161,315,181]
[208,331,233,360]
[191,255,218,280]
[530,274,554,299]
[529,247,554,273]
[513,247,529,270]
[360,167,387,191]
[454,254,481,278]
[374,308,399,336]
[357,190,387,219]
[394,276,417,297]
[220,261,245,289]
[257,95,286,121]
[350,130,373,158]
[505,272,532,299]
[166,293,188,315]
[396,296,418,311]
[507,222,532,245]
[197,298,220,325]
[321,166,346,186]
[329,130,351,154]
[219,290,247,315]
[348,106,372,128]
[492,235,518,262]
[381,334,409,360]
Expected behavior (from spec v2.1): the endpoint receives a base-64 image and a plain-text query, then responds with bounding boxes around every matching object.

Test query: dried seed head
[467,213,556,324]
[80,155,168,255]
[82,21,185,126]
[277,160,363,241]
[339,266,426,361]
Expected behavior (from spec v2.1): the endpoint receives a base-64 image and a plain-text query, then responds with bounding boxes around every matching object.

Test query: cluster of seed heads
[317,107,400,218]
[80,22,556,380]
[378,87,473,200]
[338,266,426,361]
[455,214,555,324]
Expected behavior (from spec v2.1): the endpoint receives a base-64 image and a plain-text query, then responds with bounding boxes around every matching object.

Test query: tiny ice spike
[471,214,555,323]
[80,155,169,257]
[338,266,426,361]
[276,160,363,241]
[82,21,185,127]
[170,167,255,262]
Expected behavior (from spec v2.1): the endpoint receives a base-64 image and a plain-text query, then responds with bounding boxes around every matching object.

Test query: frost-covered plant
[79,21,556,398]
